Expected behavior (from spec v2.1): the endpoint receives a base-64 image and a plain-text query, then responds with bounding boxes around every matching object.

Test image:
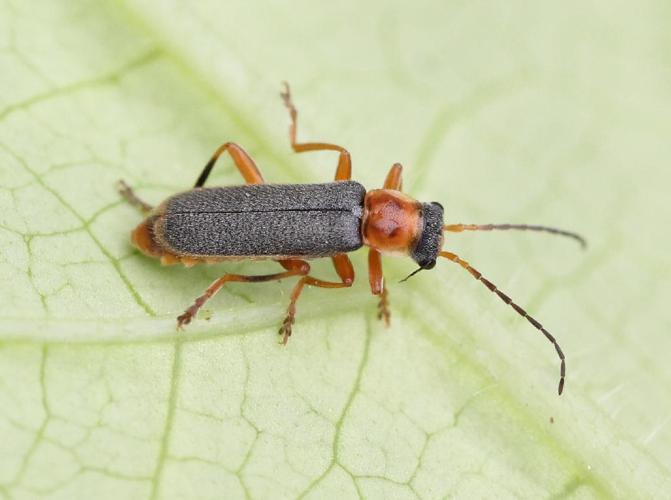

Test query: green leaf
[1,1,670,498]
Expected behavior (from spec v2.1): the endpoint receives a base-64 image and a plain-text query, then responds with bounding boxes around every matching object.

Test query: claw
[377,288,391,326]
[176,311,194,330]
[278,315,295,345]
[280,82,296,116]
[280,81,291,101]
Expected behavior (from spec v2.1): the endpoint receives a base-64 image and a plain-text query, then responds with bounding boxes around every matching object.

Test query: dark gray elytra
[157,181,366,257]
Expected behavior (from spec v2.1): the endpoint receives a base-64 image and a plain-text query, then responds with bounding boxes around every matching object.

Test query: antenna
[439,250,566,395]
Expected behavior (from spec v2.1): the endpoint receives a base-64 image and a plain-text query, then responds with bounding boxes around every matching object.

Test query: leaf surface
[1,1,670,498]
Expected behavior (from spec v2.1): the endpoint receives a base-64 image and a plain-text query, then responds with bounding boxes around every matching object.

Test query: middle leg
[278,255,354,344]
[280,83,352,181]
[176,264,309,328]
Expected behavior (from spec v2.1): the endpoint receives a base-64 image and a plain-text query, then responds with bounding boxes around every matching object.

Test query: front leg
[365,162,404,325]
[368,249,390,326]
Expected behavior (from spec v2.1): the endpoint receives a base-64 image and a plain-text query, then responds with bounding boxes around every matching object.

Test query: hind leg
[117,180,153,214]
[195,142,265,187]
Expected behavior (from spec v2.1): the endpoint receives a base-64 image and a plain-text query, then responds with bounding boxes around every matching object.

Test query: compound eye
[431,202,444,210]
[422,259,436,270]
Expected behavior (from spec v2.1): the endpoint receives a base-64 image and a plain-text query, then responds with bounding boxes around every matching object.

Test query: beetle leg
[194,142,265,188]
[362,162,403,325]
[117,180,153,214]
[280,82,352,181]
[368,249,390,326]
[383,163,403,191]
[277,255,354,344]
[176,266,308,329]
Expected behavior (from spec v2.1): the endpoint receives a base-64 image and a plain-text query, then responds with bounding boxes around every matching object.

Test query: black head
[410,202,444,269]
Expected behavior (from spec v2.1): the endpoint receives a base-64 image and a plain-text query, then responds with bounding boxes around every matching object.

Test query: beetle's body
[118,83,584,395]
[133,179,447,269]
[136,181,367,263]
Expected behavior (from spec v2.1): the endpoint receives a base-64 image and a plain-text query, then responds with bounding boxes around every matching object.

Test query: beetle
[118,83,585,395]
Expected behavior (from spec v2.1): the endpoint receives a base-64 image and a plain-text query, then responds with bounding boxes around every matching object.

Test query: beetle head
[410,201,444,269]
